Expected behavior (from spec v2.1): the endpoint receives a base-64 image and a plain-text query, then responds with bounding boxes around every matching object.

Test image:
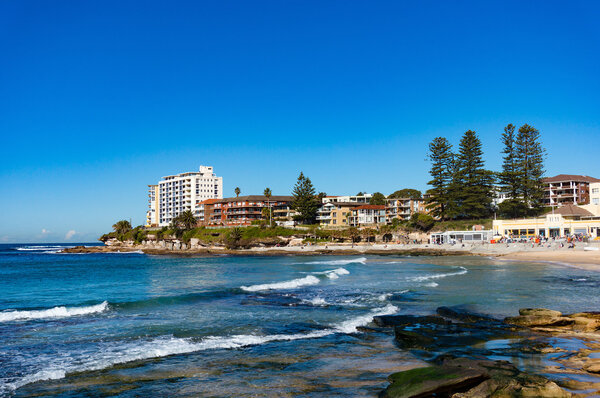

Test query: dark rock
[381,358,570,398]
[394,329,435,349]
[380,363,488,398]
[373,314,450,328]
[436,306,497,323]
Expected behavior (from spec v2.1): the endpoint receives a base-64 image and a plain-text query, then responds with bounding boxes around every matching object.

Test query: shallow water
[0,244,599,396]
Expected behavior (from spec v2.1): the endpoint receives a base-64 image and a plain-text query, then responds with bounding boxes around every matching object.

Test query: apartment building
[385,198,426,223]
[322,194,372,204]
[205,195,294,226]
[317,202,362,227]
[195,198,221,225]
[145,185,160,227]
[543,174,600,207]
[149,165,223,227]
[348,205,386,227]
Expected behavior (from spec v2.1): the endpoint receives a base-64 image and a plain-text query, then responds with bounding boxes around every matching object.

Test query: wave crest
[241,275,320,292]
[307,257,366,266]
[0,301,108,322]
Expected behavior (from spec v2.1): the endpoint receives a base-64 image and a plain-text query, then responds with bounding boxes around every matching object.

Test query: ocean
[1,243,599,396]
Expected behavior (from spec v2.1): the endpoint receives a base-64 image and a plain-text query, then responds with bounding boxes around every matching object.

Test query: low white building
[148,165,223,227]
[430,230,493,244]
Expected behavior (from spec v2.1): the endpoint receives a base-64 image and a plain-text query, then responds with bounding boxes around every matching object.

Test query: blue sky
[1,1,599,243]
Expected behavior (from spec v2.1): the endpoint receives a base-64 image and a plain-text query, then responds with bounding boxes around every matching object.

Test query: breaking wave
[0,301,109,322]
[409,266,467,282]
[242,267,351,291]
[306,257,367,266]
[241,275,321,292]
[3,304,397,392]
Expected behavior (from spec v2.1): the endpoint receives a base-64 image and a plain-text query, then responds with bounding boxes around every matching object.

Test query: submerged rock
[380,358,570,398]
[373,314,450,328]
[436,306,498,324]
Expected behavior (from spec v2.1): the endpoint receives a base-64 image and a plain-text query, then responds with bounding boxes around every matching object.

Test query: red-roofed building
[349,205,386,227]
[543,174,600,206]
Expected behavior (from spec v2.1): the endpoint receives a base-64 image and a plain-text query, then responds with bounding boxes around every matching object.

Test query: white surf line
[241,275,321,292]
[0,301,109,322]
[408,266,468,282]
[306,257,367,265]
[3,304,398,392]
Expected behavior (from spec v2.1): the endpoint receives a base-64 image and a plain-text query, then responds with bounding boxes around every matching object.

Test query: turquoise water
[1,244,599,396]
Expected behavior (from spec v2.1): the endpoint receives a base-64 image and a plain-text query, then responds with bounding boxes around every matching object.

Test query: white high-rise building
[148,165,223,227]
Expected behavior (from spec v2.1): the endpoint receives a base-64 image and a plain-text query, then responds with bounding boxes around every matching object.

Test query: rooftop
[545,204,594,217]
[543,174,600,183]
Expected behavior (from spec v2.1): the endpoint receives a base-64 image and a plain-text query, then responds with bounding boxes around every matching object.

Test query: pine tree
[498,123,526,218]
[453,130,494,219]
[499,124,519,198]
[515,124,545,216]
[291,172,318,224]
[426,137,454,220]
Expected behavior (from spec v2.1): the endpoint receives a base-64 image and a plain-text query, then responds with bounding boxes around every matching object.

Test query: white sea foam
[409,266,467,282]
[0,301,109,322]
[334,304,398,333]
[319,267,350,279]
[378,293,392,301]
[424,282,439,287]
[307,257,367,266]
[304,297,328,306]
[241,275,321,292]
[3,304,398,392]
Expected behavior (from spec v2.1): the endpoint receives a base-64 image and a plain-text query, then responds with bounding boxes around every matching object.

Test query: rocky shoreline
[373,306,600,397]
[61,244,469,257]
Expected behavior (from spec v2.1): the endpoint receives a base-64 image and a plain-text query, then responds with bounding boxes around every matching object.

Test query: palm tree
[112,220,132,235]
[347,227,359,248]
[264,187,272,227]
[235,187,241,197]
[177,210,198,230]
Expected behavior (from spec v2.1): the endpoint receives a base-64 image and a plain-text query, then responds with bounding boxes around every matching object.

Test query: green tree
[112,220,132,235]
[234,187,241,197]
[515,124,545,216]
[346,227,360,248]
[291,172,318,224]
[176,210,197,230]
[370,192,386,205]
[452,130,494,219]
[225,227,243,249]
[263,187,272,227]
[497,124,526,218]
[389,189,422,199]
[426,137,454,220]
[409,213,435,232]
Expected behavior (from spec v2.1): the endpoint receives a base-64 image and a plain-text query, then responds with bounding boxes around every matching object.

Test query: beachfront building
[195,198,220,225]
[430,230,493,244]
[322,194,372,204]
[348,205,386,227]
[317,202,362,227]
[493,204,600,239]
[145,185,160,227]
[385,198,426,222]
[543,174,600,207]
[150,165,223,227]
[205,195,294,226]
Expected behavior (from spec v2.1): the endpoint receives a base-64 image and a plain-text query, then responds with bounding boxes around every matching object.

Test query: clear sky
[1,1,598,243]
